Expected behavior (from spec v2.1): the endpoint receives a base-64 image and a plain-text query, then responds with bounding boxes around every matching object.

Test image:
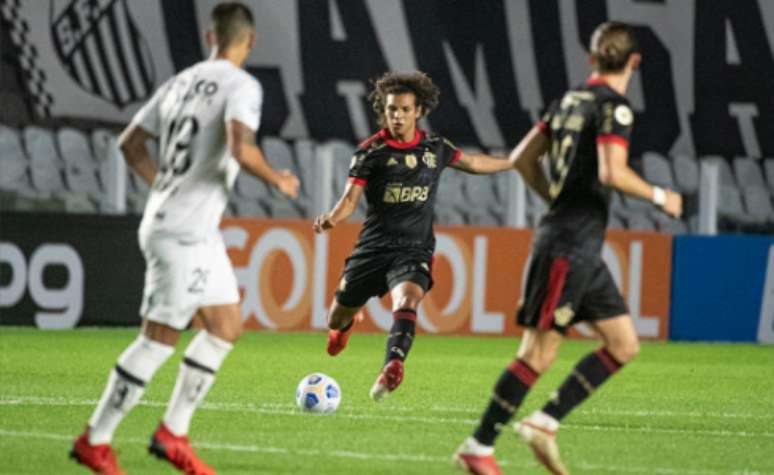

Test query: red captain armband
[596,134,629,149]
[348,177,367,187]
[449,149,462,165]
[536,121,550,136]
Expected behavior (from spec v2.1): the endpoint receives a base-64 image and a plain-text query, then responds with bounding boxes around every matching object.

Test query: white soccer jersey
[131,59,262,241]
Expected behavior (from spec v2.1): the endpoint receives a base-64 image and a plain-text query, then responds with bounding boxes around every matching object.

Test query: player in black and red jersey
[455,22,682,475]
[313,71,517,402]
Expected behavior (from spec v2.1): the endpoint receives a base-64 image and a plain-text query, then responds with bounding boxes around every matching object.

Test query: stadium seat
[733,157,766,190]
[703,156,737,187]
[526,188,547,227]
[235,171,271,201]
[318,140,355,198]
[261,137,306,217]
[437,169,467,216]
[718,185,752,224]
[642,152,676,188]
[652,213,688,234]
[60,192,98,214]
[626,212,655,231]
[435,207,465,226]
[58,128,101,199]
[672,154,699,194]
[0,92,31,127]
[742,187,774,223]
[764,159,774,195]
[233,197,268,218]
[463,173,498,214]
[607,213,625,230]
[24,126,66,193]
[294,138,317,215]
[0,125,32,192]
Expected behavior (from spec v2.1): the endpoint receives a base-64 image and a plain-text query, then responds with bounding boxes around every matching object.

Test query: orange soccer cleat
[148,423,215,475]
[70,429,125,475]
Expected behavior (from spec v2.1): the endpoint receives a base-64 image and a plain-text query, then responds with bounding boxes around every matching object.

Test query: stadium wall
[1,0,773,158]
[670,235,774,343]
[1,213,673,340]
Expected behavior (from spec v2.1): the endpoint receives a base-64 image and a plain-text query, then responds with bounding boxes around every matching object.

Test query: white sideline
[0,428,730,475]
[2,395,774,441]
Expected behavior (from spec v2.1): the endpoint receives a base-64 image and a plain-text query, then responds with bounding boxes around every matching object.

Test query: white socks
[88,335,174,444]
[163,331,233,436]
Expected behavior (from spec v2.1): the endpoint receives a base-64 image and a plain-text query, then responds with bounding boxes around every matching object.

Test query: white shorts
[139,234,240,330]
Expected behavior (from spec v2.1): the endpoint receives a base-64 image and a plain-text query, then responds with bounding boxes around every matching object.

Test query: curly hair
[368,71,440,127]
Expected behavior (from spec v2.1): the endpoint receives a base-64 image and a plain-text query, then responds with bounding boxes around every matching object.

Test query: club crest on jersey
[554,304,575,326]
[51,0,155,108]
[405,154,418,169]
[422,151,437,168]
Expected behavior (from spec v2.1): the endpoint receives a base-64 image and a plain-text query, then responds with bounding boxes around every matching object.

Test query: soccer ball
[295,373,341,414]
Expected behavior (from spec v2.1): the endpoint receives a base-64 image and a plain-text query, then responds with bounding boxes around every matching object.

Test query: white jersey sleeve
[225,80,263,131]
[131,78,173,136]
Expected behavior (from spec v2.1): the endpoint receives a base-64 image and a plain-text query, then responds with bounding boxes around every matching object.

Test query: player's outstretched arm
[118,125,157,185]
[227,119,300,199]
[598,142,682,218]
[451,151,513,175]
[511,125,551,202]
[313,182,364,234]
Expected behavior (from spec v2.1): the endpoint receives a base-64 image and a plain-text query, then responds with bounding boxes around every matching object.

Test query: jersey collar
[379,128,424,149]
[585,75,610,87]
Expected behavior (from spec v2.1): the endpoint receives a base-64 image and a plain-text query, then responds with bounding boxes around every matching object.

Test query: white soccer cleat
[514,411,569,475]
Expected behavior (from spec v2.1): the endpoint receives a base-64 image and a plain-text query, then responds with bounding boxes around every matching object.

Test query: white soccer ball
[295,373,341,414]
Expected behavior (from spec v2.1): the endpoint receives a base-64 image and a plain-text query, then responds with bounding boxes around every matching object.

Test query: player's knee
[607,337,640,364]
[519,347,557,373]
[392,295,420,312]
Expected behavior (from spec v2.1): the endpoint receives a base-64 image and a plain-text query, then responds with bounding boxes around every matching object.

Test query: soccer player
[313,71,518,402]
[70,3,299,475]
[455,22,682,475]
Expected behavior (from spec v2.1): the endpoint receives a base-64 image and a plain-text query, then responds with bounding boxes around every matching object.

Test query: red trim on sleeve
[538,257,570,331]
[449,149,462,165]
[596,134,629,149]
[349,177,367,187]
[536,121,550,135]
[357,131,382,150]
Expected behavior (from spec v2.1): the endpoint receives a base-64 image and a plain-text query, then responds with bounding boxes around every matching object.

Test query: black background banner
[0,212,144,327]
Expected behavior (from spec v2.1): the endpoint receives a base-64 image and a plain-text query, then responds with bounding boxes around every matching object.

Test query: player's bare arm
[118,124,157,185]
[511,125,552,202]
[313,182,364,233]
[451,151,512,175]
[227,119,300,198]
[598,142,682,218]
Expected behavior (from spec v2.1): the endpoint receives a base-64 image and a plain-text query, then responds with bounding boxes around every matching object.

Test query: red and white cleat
[148,423,215,475]
[70,429,125,475]
[453,437,502,475]
[514,412,568,475]
[326,313,363,356]
[369,358,404,402]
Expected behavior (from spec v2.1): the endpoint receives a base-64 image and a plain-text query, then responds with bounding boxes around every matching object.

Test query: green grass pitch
[0,328,772,474]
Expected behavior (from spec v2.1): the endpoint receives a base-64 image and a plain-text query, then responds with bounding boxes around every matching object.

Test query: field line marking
[2,395,774,440]
[0,428,737,474]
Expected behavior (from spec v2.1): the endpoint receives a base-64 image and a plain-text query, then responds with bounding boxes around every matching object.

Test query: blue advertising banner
[671,235,774,343]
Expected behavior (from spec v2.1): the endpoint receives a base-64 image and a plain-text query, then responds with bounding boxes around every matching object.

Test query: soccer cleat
[514,414,568,475]
[369,358,404,402]
[148,423,215,475]
[453,437,502,475]
[69,429,125,475]
[326,312,363,356]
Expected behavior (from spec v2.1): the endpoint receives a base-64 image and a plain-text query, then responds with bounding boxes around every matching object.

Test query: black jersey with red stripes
[347,128,461,253]
[534,77,635,256]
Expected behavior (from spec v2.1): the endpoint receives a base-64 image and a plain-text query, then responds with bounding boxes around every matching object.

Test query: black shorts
[517,250,627,334]
[334,248,433,308]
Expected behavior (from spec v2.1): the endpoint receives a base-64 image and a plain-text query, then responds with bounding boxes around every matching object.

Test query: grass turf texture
[0,328,772,474]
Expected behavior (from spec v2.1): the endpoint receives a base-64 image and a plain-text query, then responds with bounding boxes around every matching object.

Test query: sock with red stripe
[384,308,416,364]
[542,347,623,421]
[473,359,539,446]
